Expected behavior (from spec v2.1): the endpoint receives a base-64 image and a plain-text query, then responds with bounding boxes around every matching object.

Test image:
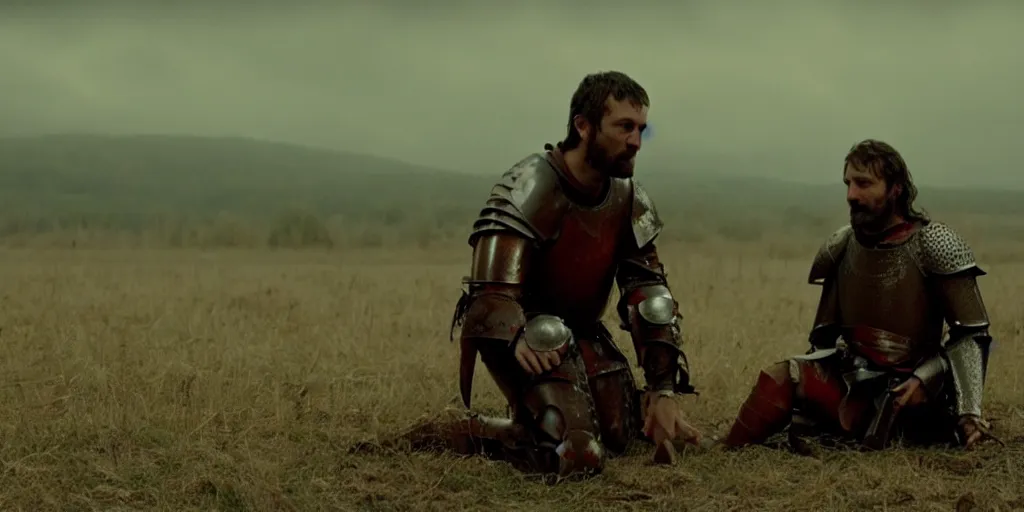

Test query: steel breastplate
[525,179,632,327]
[836,237,944,367]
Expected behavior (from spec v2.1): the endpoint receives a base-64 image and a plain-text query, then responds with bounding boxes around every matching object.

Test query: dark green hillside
[0,133,1021,244]
[0,134,491,227]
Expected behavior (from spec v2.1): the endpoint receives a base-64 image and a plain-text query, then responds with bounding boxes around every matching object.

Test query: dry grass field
[2,239,1022,511]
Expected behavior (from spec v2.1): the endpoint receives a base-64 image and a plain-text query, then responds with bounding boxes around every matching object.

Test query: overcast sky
[1,1,1022,188]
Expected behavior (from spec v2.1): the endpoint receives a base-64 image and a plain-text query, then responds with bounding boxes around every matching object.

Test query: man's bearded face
[584,128,637,178]
[844,163,897,231]
[582,97,646,179]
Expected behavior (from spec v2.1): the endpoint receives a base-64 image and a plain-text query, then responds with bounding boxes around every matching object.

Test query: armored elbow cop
[624,284,681,341]
[621,284,694,394]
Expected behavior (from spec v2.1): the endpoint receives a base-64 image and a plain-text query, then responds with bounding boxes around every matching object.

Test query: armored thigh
[475,339,602,440]
[792,356,882,436]
[485,315,608,476]
[723,360,796,447]
[725,353,849,447]
[791,358,846,428]
[520,349,607,476]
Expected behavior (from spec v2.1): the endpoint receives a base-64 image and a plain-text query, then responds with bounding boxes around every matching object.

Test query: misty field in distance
[1,135,1022,510]
[4,135,1024,254]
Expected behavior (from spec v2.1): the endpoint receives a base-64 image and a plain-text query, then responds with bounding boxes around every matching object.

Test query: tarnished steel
[523,314,573,353]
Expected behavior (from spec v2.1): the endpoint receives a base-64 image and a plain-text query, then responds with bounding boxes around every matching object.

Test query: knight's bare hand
[514,339,562,374]
[892,376,927,410]
[643,393,702,447]
[959,415,988,449]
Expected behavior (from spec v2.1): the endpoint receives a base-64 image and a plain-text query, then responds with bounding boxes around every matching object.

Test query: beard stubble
[585,132,637,179]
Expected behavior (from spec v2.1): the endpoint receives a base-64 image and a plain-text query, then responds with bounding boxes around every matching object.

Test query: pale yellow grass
[1,243,1021,511]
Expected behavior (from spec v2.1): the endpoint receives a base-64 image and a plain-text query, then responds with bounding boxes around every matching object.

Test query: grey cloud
[1,1,1021,188]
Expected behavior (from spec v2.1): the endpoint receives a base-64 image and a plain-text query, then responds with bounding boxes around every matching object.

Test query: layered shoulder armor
[808,224,853,284]
[629,180,664,249]
[912,222,986,277]
[469,153,571,245]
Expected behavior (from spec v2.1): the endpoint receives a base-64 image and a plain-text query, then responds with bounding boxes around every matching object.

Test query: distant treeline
[0,206,835,250]
[2,134,1024,250]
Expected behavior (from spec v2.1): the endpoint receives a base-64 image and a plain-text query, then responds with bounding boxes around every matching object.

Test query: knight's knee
[557,429,606,477]
[536,407,605,476]
[537,406,567,443]
[744,361,797,411]
[761,361,794,385]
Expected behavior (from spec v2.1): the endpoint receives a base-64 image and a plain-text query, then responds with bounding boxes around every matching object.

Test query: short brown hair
[560,71,649,150]
[844,139,929,222]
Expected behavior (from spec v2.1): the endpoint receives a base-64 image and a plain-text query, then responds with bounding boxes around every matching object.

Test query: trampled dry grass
[1,243,1022,511]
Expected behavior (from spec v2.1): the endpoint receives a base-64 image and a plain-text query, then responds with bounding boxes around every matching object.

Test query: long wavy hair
[843,139,930,223]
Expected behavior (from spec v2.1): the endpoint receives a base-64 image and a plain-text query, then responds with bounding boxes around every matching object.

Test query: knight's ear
[573,115,590,140]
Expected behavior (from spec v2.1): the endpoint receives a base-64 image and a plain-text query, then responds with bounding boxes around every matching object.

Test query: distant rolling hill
[0,134,488,224]
[1,134,1022,239]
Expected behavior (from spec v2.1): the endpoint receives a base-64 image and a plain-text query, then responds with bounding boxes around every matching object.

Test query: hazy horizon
[2,2,1022,188]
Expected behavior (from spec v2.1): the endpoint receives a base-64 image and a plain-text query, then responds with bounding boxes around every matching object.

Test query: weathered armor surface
[523,315,573,353]
[829,226,946,368]
[469,152,639,326]
[437,148,693,477]
[724,220,994,450]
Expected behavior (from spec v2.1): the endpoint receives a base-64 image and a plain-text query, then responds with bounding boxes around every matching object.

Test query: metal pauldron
[915,222,984,276]
[522,314,573,353]
[945,332,991,418]
[630,180,664,250]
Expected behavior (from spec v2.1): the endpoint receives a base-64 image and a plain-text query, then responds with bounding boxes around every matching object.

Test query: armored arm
[453,228,535,409]
[614,181,695,395]
[912,223,992,416]
[458,232,532,348]
[456,153,567,346]
[452,154,566,407]
[806,226,852,351]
